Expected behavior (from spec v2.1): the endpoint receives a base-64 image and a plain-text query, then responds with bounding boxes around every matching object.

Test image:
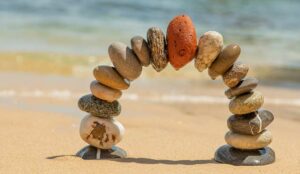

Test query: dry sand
[0,73,300,174]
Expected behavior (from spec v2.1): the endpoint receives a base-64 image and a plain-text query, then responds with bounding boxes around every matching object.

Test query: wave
[0,89,299,107]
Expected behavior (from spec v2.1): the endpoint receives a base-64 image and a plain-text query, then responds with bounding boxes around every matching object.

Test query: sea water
[0,0,299,69]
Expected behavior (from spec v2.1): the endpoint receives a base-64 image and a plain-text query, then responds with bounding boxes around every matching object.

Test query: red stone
[167,14,197,70]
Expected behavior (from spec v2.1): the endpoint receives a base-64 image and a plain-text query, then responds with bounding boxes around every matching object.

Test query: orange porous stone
[167,14,197,70]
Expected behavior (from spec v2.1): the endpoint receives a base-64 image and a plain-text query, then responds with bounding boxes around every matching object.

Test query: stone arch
[76,14,275,166]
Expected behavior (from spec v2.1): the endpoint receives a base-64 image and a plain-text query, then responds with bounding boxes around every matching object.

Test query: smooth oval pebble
[108,42,142,81]
[195,31,223,72]
[78,94,121,118]
[223,62,249,88]
[80,115,125,149]
[229,91,264,115]
[225,77,258,99]
[131,36,151,66]
[147,27,168,72]
[93,65,130,90]
[225,130,272,150]
[167,14,197,70]
[90,81,122,102]
[76,145,127,160]
[227,109,274,135]
[215,145,275,166]
[208,44,241,79]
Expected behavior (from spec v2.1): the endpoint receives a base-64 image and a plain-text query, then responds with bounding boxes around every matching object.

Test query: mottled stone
[228,109,274,135]
[225,77,258,99]
[90,81,122,102]
[78,94,121,118]
[215,145,275,166]
[147,27,168,72]
[93,65,130,90]
[208,44,241,79]
[229,91,264,115]
[194,31,223,72]
[76,145,127,160]
[131,36,151,66]
[223,62,249,88]
[225,130,272,150]
[80,115,124,149]
[167,14,197,70]
[108,42,142,81]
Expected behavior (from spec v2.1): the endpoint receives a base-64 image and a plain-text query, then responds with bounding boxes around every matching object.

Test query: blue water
[0,0,300,68]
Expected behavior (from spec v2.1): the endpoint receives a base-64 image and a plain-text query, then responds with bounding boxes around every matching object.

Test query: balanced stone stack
[206,43,276,165]
[76,40,148,159]
[76,14,275,164]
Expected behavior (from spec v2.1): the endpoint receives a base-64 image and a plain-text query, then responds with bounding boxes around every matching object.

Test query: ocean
[0,0,300,69]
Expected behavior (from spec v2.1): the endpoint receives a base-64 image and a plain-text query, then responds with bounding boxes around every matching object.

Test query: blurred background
[0,0,299,115]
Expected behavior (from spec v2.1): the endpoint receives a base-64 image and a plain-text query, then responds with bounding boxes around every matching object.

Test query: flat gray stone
[227,109,274,135]
[215,145,275,166]
[225,77,258,99]
[78,94,121,118]
[76,145,127,160]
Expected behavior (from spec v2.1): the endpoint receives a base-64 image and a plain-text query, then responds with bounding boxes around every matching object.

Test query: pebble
[194,31,223,72]
[208,44,241,79]
[227,109,274,135]
[225,77,258,99]
[131,36,151,66]
[78,94,121,118]
[225,130,272,150]
[167,14,197,70]
[93,65,130,90]
[90,81,122,102]
[147,27,168,72]
[215,145,275,166]
[229,91,264,115]
[108,42,142,81]
[223,62,249,88]
[76,145,127,160]
[80,115,125,149]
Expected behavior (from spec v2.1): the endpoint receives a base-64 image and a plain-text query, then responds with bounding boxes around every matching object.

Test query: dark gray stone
[227,109,274,135]
[214,145,275,166]
[225,77,258,99]
[76,145,127,160]
[78,94,121,118]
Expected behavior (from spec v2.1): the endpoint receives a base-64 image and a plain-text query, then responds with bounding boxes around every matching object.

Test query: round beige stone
[131,36,151,67]
[90,81,122,102]
[195,31,223,72]
[223,62,249,88]
[93,65,130,90]
[208,44,241,79]
[108,42,142,81]
[79,115,125,149]
[229,91,264,115]
[225,130,272,150]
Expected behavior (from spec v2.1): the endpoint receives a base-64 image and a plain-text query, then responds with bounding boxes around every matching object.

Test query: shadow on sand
[47,155,216,165]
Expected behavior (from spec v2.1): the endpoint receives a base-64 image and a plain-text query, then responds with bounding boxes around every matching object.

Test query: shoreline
[0,52,300,87]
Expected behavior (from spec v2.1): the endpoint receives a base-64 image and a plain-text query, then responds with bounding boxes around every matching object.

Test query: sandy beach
[0,72,300,174]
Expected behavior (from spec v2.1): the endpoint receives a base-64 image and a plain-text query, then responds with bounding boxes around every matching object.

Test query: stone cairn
[76,14,275,165]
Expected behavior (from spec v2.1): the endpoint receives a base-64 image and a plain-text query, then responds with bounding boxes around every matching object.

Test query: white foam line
[0,90,299,107]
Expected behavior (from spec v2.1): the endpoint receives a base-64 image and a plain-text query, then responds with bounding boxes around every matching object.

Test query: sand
[0,72,300,173]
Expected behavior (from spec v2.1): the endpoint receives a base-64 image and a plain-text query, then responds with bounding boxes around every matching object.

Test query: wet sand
[0,72,300,173]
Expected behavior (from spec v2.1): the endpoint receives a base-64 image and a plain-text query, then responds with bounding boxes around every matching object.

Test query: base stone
[214,145,275,166]
[76,145,127,160]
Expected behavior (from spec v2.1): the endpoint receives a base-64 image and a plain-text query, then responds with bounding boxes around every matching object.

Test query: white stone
[195,31,223,72]
[79,115,125,149]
